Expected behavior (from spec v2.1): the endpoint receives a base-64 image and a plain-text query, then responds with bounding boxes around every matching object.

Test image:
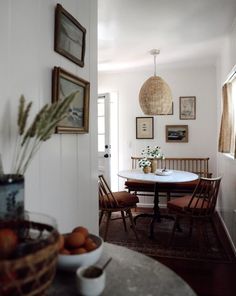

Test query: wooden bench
[125,157,211,200]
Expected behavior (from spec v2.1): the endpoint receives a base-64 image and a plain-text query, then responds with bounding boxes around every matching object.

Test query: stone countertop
[48,243,197,296]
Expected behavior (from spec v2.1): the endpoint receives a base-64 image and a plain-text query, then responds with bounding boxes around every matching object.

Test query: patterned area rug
[99,210,233,262]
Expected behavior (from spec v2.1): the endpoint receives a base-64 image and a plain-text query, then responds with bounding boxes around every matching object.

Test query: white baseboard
[217,211,236,255]
[137,203,153,208]
[137,202,167,209]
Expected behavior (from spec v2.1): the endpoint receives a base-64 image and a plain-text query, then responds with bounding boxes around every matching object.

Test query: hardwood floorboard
[135,207,236,296]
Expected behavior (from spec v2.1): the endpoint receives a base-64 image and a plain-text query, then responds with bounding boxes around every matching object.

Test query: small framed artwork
[136,117,154,139]
[54,4,86,67]
[159,102,174,115]
[179,96,196,120]
[166,125,188,143]
[52,67,90,133]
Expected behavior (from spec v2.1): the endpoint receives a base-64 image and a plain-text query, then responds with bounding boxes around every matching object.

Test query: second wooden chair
[99,174,139,242]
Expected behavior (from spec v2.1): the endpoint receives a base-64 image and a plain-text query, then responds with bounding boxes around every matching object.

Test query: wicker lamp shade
[139,49,172,115]
[139,76,172,115]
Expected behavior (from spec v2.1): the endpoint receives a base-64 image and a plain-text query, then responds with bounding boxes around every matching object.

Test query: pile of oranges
[59,226,98,255]
[0,228,18,260]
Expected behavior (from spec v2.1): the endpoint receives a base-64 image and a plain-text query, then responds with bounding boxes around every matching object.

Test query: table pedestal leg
[149,183,161,239]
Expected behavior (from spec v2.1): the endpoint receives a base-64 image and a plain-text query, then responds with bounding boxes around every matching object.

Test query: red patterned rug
[99,210,234,263]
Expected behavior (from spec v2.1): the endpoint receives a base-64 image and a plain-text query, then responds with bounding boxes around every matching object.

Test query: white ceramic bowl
[57,234,103,272]
[155,169,173,176]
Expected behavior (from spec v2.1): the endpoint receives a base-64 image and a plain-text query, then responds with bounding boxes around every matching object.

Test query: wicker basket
[0,212,60,296]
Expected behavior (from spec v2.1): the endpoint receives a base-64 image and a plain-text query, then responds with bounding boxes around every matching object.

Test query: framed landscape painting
[54,4,86,67]
[136,117,154,139]
[166,125,188,143]
[52,67,90,133]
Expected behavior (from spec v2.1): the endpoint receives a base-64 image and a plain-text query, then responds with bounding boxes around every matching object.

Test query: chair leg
[127,209,139,241]
[99,210,104,226]
[103,212,112,242]
[121,211,127,232]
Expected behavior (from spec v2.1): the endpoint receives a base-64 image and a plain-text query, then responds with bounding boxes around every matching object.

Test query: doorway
[98,92,119,191]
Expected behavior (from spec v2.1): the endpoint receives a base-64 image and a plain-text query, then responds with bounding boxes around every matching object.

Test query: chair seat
[113,191,139,206]
[100,191,139,208]
[167,195,210,212]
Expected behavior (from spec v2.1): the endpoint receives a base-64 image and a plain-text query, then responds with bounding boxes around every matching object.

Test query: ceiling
[98,0,236,72]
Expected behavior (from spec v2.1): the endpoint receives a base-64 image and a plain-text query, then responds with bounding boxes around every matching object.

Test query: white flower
[138,158,151,168]
[141,146,164,159]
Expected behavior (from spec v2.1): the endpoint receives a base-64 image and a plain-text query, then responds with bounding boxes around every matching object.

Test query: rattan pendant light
[139,49,172,115]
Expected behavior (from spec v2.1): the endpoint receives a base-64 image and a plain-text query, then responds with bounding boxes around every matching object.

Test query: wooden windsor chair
[98,175,139,242]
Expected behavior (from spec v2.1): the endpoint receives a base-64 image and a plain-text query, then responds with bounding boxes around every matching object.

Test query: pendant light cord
[150,49,160,77]
[154,54,157,77]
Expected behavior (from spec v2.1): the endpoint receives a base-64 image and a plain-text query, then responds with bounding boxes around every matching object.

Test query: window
[218,68,236,158]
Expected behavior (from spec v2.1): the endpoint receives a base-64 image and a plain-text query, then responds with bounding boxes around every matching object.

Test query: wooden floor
[158,257,236,296]
[135,207,236,296]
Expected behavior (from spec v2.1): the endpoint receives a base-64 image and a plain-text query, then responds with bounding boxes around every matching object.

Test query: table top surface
[49,242,196,296]
[118,169,199,183]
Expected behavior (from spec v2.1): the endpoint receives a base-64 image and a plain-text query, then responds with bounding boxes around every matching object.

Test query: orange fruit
[84,237,93,247]
[60,248,70,255]
[0,228,18,259]
[84,239,97,252]
[57,234,65,251]
[70,247,87,255]
[66,232,86,249]
[72,226,89,238]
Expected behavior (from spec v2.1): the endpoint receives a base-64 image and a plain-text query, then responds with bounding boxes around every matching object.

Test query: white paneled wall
[0,0,98,234]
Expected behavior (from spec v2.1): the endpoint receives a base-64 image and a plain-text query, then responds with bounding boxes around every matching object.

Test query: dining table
[48,242,197,296]
[118,169,199,239]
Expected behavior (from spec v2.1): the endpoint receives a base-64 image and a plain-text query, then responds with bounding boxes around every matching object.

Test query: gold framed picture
[52,67,90,133]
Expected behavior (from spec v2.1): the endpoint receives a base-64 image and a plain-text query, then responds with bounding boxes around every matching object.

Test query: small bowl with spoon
[76,258,112,296]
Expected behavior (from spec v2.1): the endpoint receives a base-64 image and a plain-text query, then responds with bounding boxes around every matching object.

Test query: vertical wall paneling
[0,0,98,234]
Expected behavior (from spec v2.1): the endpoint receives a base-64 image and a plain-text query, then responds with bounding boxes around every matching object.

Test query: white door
[98,93,118,190]
[98,93,111,183]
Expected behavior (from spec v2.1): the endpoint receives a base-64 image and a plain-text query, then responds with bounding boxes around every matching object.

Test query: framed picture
[179,96,196,120]
[54,4,86,67]
[159,102,174,115]
[52,67,90,133]
[166,125,188,143]
[136,117,154,139]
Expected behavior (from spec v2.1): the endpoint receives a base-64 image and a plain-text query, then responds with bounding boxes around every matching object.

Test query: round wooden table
[118,169,199,238]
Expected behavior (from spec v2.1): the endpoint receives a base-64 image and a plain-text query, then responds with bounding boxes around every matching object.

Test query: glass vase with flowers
[141,146,164,173]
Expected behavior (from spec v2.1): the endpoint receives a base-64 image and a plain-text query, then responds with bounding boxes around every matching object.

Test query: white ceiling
[98,0,236,72]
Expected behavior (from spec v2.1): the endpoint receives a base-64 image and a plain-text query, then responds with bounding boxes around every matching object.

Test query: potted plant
[138,158,152,174]
[141,146,164,172]
[0,92,78,218]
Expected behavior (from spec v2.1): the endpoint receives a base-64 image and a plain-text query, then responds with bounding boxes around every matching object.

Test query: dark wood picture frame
[136,117,154,139]
[179,96,196,120]
[54,4,86,67]
[166,125,188,143]
[52,67,90,133]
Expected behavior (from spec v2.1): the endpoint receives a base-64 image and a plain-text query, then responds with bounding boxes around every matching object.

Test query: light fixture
[139,49,172,115]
